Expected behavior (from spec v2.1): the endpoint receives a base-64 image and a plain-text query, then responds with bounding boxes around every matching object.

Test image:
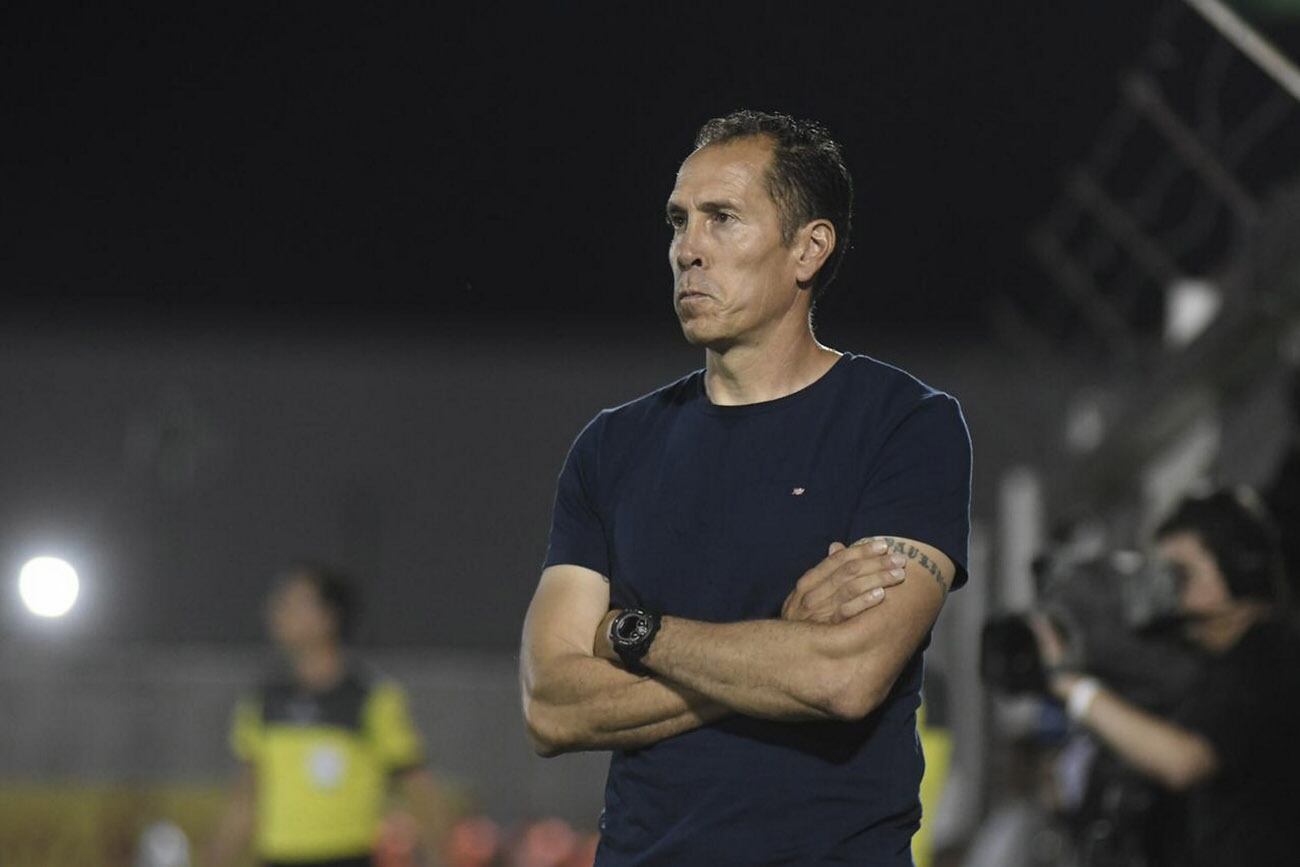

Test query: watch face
[614,612,649,644]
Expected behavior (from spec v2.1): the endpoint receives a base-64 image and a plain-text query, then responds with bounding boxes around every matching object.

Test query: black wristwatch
[608,608,661,675]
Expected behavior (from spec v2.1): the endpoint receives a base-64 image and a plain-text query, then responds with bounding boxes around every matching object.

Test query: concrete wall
[0,322,1071,649]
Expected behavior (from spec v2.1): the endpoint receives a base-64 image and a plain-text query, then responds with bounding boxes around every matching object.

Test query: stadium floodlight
[18,556,80,618]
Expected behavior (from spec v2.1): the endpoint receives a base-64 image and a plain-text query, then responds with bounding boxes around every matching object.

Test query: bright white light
[18,557,80,618]
[1165,278,1222,347]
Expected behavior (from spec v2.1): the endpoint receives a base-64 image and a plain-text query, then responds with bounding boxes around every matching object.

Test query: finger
[793,555,840,595]
[831,538,887,566]
[819,552,906,595]
[838,586,887,619]
[781,589,801,620]
[802,559,871,608]
[793,541,875,597]
[790,541,894,617]
[832,567,907,605]
[827,541,846,556]
[802,562,896,612]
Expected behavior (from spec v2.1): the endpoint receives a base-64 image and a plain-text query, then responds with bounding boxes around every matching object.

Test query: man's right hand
[781,539,908,624]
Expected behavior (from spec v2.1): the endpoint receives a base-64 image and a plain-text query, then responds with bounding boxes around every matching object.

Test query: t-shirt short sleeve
[849,392,972,589]
[543,415,611,577]
[366,681,426,775]
[229,696,263,764]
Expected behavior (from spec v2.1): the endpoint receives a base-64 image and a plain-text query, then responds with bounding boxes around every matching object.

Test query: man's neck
[289,642,346,692]
[703,323,839,407]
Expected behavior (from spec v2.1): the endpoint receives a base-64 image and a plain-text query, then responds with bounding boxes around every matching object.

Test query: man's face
[266,574,337,651]
[1158,531,1233,637]
[666,137,806,349]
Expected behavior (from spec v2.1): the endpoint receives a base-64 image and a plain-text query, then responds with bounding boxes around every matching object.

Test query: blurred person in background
[1034,488,1300,867]
[205,563,452,867]
[521,109,972,865]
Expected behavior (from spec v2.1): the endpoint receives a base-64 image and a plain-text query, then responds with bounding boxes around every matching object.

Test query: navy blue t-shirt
[544,353,972,866]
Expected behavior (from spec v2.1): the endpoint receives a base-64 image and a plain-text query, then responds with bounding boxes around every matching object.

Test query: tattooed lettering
[876,536,950,595]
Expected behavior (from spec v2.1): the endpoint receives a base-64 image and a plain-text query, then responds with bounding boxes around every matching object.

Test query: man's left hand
[781,539,907,624]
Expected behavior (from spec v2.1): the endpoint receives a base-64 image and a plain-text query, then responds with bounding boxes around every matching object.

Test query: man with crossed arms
[521,109,972,866]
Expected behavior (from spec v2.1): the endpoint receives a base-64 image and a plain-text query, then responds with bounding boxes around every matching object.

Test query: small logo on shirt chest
[791,487,806,496]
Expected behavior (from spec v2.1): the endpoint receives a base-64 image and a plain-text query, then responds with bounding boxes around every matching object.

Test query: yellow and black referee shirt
[230,669,425,863]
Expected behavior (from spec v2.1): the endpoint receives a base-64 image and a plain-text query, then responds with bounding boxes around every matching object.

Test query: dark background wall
[3,1,1162,333]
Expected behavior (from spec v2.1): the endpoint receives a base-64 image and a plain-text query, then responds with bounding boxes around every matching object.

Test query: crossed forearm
[598,538,945,723]
[523,651,728,754]
[524,540,942,754]
[639,617,851,721]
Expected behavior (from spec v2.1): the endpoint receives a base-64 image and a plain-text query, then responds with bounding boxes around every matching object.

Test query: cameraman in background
[1033,488,1300,867]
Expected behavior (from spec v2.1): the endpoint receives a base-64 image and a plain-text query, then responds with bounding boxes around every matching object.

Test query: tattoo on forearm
[877,536,950,595]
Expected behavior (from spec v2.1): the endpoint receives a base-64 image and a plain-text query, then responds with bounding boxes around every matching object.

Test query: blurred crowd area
[0,785,597,867]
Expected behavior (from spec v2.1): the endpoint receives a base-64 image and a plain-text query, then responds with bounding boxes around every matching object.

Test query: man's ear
[794,219,836,287]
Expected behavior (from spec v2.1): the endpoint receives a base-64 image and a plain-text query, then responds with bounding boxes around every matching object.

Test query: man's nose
[673,220,706,271]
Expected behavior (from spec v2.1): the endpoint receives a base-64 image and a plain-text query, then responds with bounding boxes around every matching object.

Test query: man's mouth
[676,283,714,301]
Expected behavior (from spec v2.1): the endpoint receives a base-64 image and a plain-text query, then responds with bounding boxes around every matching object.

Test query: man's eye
[666,214,685,230]
[712,212,733,224]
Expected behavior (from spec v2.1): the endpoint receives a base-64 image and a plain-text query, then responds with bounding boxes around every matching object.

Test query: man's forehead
[670,138,773,204]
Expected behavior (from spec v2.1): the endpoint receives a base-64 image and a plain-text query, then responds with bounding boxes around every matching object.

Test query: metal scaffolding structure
[1009,0,1300,527]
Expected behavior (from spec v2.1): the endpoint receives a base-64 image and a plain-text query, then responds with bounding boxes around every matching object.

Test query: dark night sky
[3,2,1166,334]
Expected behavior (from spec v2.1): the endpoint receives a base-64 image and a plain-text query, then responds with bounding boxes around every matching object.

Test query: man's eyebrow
[698,200,740,214]
[664,199,742,216]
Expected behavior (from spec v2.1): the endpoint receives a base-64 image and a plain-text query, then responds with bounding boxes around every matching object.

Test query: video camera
[980,549,1199,711]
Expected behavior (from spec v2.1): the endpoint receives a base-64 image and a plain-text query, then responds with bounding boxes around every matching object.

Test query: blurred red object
[377,811,416,867]
[512,818,578,867]
[447,815,503,867]
[376,810,419,867]
[560,832,598,867]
